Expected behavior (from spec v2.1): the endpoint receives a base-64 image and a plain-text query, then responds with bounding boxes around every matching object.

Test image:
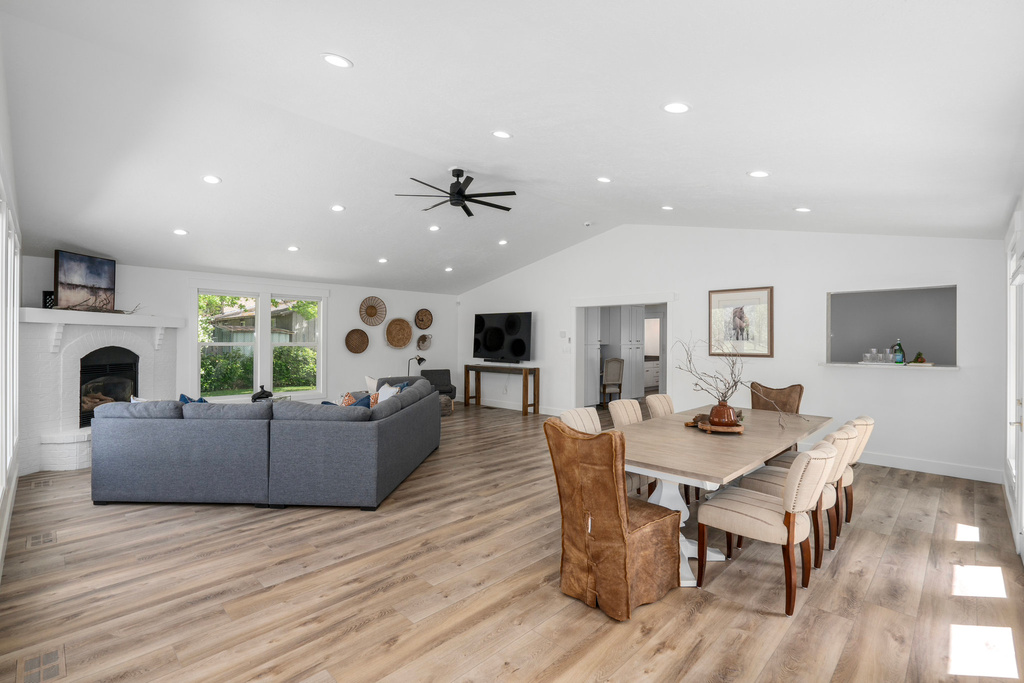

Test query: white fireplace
[19,309,184,474]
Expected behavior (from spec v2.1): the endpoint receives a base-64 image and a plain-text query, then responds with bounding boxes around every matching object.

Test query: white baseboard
[856,449,1002,484]
[0,453,20,588]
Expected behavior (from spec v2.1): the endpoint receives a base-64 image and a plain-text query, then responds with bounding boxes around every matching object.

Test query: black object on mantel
[43,290,55,308]
[251,385,273,403]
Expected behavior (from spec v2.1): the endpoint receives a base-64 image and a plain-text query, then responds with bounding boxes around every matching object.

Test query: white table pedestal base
[642,476,725,586]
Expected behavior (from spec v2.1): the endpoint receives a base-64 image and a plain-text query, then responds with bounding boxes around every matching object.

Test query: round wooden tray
[685,419,744,434]
[345,328,368,353]
[415,308,433,329]
[386,318,412,348]
[359,296,387,326]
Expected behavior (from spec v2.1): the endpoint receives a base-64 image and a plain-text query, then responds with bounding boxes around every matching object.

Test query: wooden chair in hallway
[543,417,681,621]
[601,358,624,405]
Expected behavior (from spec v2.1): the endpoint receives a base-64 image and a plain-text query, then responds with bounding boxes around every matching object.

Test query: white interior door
[1007,209,1024,561]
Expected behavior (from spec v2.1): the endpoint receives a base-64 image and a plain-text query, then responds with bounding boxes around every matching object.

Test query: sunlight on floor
[952,565,1007,598]
[954,523,981,542]
[948,624,1019,678]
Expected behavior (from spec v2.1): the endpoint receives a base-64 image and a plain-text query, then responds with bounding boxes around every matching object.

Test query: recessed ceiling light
[203,175,222,184]
[662,206,673,211]
[429,225,440,231]
[492,130,512,139]
[322,53,353,68]
[597,177,611,183]
[445,267,453,272]
[663,102,690,114]
[331,204,345,212]
[795,207,811,213]
[498,239,508,246]
[287,246,299,252]
[748,170,769,178]
[378,258,388,263]
[172,229,188,236]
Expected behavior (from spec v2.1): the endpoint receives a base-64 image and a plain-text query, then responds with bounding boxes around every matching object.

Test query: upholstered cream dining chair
[559,407,603,435]
[543,417,681,621]
[560,407,647,498]
[697,443,837,616]
[738,426,858,568]
[607,399,655,497]
[646,394,674,419]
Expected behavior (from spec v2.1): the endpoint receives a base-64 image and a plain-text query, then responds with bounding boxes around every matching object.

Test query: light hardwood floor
[1,403,1023,682]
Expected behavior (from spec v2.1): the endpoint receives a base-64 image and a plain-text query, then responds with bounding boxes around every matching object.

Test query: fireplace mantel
[20,308,186,352]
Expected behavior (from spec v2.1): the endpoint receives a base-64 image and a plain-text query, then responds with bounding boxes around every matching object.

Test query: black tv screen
[473,312,533,362]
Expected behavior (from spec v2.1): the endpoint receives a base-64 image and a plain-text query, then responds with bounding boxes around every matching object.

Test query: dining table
[616,404,832,586]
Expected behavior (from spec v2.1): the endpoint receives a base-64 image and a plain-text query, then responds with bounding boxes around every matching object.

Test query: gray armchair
[419,369,456,400]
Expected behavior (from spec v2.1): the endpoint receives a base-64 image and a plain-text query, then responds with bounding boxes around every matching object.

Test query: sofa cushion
[94,400,183,419]
[370,395,402,421]
[397,388,421,409]
[183,402,273,420]
[272,401,370,422]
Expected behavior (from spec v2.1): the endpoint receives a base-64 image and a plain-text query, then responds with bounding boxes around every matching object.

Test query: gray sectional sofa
[91,379,440,510]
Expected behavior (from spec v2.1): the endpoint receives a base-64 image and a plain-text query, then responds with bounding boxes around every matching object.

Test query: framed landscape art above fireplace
[54,250,116,311]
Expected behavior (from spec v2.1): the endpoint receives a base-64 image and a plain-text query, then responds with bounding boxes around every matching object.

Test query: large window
[197,291,322,398]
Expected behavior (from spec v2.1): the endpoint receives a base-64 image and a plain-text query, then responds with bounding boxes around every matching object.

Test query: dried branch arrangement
[673,339,807,427]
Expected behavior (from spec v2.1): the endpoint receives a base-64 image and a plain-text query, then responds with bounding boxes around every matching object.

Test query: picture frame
[708,286,773,357]
[54,250,116,311]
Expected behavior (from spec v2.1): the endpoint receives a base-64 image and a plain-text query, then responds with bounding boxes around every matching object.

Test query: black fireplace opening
[81,346,139,428]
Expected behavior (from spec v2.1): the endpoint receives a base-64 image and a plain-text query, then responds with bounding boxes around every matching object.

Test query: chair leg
[844,485,854,523]
[827,504,839,550]
[737,535,744,549]
[684,485,691,505]
[835,495,845,537]
[725,532,733,559]
[800,538,812,588]
[782,541,797,616]
[648,480,657,497]
[812,497,824,569]
[697,523,708,586]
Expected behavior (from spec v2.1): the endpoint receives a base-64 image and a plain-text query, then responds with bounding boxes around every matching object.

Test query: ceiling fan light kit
[396,168,516,217]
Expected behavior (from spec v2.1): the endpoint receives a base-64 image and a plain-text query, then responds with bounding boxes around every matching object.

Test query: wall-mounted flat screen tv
[473,312,533,363]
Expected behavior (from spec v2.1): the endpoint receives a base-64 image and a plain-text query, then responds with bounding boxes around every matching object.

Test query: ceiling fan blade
[421,200,449,211]
[395,193,447,197]
[464,190,517,198]
[410,177,451,194]
[460,175,474,193]
[465,197,512,211]
[462,204,474,217]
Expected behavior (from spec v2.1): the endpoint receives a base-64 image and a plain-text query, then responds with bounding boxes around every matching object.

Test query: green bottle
[892,339,905,364]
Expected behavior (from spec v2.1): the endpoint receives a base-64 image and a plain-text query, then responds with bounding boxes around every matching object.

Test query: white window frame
[189,281,327,402]
[269,295,322,395]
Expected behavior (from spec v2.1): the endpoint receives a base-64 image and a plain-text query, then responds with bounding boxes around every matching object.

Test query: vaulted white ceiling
[2,1,1023,294]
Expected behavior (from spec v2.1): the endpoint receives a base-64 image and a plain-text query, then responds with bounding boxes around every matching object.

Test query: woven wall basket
[345,329,369,353]
[386,318,412,348]
[415,308,433,329]
[359,296,387,326]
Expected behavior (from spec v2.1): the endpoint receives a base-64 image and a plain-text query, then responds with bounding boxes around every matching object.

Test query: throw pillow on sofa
[179,393,208,404]
[377,383,402,403]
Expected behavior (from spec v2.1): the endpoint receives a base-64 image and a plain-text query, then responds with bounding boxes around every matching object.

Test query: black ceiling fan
[396,168,516,217]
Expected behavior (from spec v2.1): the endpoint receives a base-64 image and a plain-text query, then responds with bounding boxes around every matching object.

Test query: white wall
[458,224,1006,483]
[21,256,459,402]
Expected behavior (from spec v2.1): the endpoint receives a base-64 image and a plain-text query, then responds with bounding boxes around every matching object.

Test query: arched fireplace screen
[80,346,139,427]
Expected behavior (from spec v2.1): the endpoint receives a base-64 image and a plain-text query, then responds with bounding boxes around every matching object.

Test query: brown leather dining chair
[697,443,836,616]
[750,381,804,413]
[543,417,681,621]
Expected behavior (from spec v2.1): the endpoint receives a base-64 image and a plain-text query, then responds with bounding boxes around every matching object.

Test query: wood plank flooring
[1,403,1023,682]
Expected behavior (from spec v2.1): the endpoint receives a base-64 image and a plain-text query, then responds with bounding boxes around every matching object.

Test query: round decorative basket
[417,334,432,350]
[359,296,387,326]
[386,318,412,348]
[345,329,369,354]
[415,308,433,329]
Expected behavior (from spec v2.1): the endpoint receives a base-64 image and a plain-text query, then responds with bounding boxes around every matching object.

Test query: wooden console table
[464,364,540,416]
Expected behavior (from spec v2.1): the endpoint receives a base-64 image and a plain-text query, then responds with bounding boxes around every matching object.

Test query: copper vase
[709,400,738,427]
